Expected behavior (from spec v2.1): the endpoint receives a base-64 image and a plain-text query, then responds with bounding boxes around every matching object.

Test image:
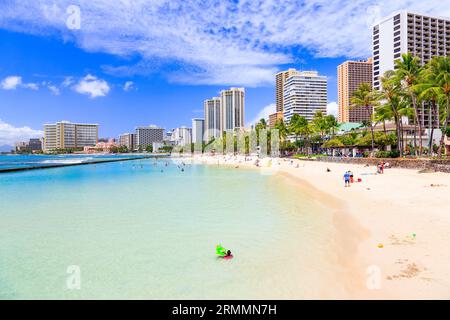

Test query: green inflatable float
[215,244,227,256]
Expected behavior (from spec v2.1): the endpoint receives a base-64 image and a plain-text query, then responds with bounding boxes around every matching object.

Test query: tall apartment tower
[43,121,98,152]
[337,59,373,123]
[269,69,300,127]
[373,11,450,91]
[283,71,328,123]
[204,97,221,142]
[276,69,299,113]
[373,11,450,129]
[221,87,245,132]
[135,125,165,149]
[192,118,205,144]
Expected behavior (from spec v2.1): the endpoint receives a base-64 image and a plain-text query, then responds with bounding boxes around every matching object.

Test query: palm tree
[380,70,410,155]
[350,83,381,156]
[324,115,339,138]
[255,118,267,131]
[394,53,423,156]
[289,114,309,153]
[374,104,393,135]
[274,119,289,142]
[417,56,450,157]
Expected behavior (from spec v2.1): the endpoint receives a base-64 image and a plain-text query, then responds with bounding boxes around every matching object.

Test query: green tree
[274,119,289,143]
[417,56,450,157]
[350,83,381,156]
[394,53,423,156]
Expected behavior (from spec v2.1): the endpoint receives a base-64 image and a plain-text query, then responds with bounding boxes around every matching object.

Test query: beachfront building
[15,138,43,153]
[135,125,164,150]
[83,139,118,153]
[373,11,450,92]
[119,133,136,151]
[43,121,98,152]
[269,111,284,129]
[171,126,192,147]
[29,138,43,152]
[221,87,245,132]
[373,11,450,141]
[192,118,204,144]
[283,71,327,123]
[337,59,373,123]
[204,97,222,142]
[276,68,299,113]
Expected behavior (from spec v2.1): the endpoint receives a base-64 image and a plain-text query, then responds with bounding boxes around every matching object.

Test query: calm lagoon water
[0,154,147,170]
[0,157,344,299]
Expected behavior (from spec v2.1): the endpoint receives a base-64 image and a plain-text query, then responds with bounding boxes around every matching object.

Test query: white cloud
[1,76,22,90]
[73,74,110,98]
[248,103,276,127]
[48,85,60,95]
[1,75,42,91]
[123,81,134,91]
[61,76,74,87]
[1,1,449,86]
[327,102,338,117]
[0,119,43,146]
[23,82,39,90]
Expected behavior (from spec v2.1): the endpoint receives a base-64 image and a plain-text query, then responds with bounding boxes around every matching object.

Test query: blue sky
[1,0,448,147]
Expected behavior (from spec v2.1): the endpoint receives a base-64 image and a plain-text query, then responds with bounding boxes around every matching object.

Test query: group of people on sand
[343,162,391,186]
[343,170,354,187]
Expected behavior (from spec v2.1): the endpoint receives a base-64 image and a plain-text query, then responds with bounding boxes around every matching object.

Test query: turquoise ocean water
[0,157,344,299]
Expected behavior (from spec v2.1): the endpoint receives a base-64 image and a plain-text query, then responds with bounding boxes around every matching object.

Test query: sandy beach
[185,154,450,299]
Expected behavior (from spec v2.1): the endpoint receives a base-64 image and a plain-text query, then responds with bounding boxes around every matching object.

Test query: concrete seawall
[313,157,450,173]
[0,154,170,173]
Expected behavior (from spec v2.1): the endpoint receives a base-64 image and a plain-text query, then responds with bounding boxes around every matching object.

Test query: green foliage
[374,150,400,158]
[322,138,344,148]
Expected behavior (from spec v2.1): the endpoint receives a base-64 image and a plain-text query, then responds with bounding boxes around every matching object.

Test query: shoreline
[184,154,450,299]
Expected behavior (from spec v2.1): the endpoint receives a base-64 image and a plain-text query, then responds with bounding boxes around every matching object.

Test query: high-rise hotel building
[269,69,300,127]
[192,118,205,144]
[221,87,245,131]
[276,69,300,113]
[203,88,245,141]
[373,11,450,128]
[337,59,373,123]
[204,97,222,142]
[135,125,165,149]
[373,11,450,91]
[283,71,327,123]
[44,121,98,151]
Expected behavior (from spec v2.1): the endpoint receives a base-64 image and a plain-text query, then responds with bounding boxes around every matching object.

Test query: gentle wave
[41,157,94,164]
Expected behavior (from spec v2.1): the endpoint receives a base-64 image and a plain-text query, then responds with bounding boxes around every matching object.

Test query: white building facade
[172,127,192,147]
[283,71,327,123]
[204,97,222,141]
[221,87,245,132]
[192,118,204,144]
[373,11,450,91]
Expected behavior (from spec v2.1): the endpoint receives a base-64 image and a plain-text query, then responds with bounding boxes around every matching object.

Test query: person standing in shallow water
[344,171,351,187]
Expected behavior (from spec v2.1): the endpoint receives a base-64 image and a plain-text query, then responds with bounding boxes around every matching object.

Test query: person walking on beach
[344,171,351,187]
[349,171,354,183]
